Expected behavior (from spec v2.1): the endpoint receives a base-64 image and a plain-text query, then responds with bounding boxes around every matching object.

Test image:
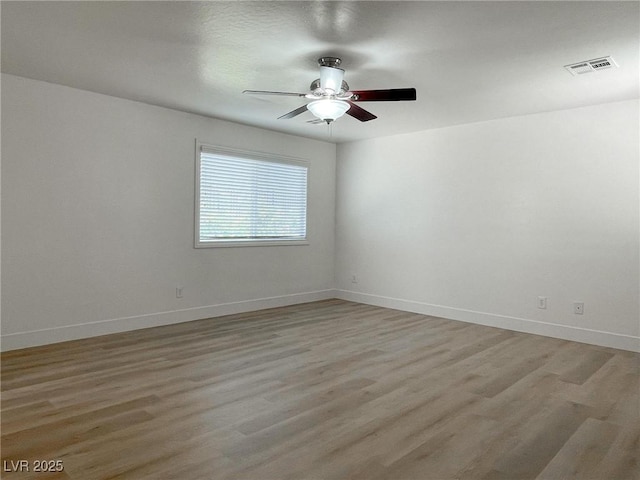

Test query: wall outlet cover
[537,296,547,309]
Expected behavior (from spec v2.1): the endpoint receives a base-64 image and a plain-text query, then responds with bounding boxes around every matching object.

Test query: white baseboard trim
[1,289,337,352]
[4,289,638,353]
[336,290,640,353]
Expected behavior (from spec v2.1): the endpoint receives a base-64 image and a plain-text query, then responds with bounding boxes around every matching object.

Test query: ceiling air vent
[564,56,618,76]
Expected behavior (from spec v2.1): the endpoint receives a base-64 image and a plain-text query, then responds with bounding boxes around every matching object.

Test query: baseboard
[0,289,337,352]
[4,289,638,353]
[336,290,640,353]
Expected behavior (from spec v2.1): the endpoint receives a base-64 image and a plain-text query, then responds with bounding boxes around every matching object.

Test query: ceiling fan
[243,57,417,124]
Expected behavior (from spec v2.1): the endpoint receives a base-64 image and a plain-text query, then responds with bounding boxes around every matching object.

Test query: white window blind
[196,145,308,247]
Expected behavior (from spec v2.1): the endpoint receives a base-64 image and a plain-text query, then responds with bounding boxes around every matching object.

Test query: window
[195,143,308,247]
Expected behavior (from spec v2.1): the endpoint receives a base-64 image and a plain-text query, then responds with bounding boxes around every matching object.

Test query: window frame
[194,141,310,248]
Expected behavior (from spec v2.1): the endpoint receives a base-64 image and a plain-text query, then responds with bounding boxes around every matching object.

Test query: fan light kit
[243,57,417,124]
[307,99,350,122]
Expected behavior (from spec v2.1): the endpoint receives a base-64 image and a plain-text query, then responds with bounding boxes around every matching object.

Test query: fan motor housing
[309,79,350,97]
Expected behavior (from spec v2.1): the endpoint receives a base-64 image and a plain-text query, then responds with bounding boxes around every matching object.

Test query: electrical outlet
[537,296,547,309]
[351,274,358,284]
[176,286,183,298]
[573,302,584,315]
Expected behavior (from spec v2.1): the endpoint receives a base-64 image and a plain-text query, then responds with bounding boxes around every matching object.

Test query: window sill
[195,239,309,248]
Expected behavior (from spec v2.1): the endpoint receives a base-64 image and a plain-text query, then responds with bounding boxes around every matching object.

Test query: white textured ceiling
[2,1,638,143]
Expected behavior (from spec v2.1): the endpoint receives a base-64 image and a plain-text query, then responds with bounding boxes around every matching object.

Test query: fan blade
[278,104,309,120]
[350,88,416,102]
[243,90,307,97]
[346,101,377,122]
[307,119,325,125]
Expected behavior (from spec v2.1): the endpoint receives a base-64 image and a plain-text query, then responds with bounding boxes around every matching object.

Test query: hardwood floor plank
[2,397,159,460]
[536,418,619,479]
[236,377,376,435]
[2,299,638,480]
[557,349,615,385]
[381,414,499,479]
[488,400,594,478]
[469,352,550,398]
[589,420,640,480]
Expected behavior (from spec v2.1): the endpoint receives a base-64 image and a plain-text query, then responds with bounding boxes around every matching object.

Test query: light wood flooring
[1,299,639,480]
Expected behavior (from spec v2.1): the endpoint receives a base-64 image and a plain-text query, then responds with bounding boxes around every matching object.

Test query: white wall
[1,74,337,350]
[335,100,640,351]
[3,74,638,353]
